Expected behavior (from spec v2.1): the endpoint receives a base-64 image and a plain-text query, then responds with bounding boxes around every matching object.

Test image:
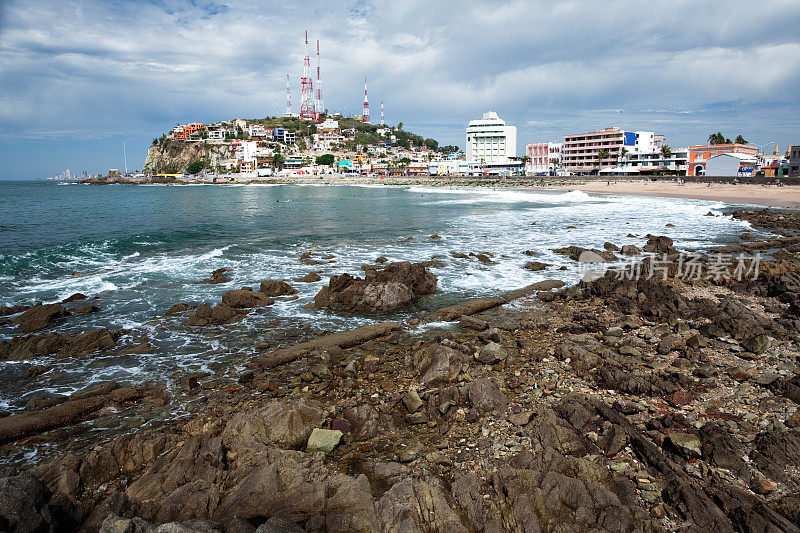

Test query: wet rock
[305,428,343,453]
[523,261,548,271]
[221,289,274,308]
[14,303,69,333]
[552,246,615,261]
[188,303,247,326]
[0,304,28,316]
[666,431,702,459]
[300,272,321,282]
[604,242,621,252]
[259,280,297,297]
[314,261,436,313]
[642,235,677,254]
[61,293,87,303]
[58,328,117,358]
[207,268,231,284]
[477,341,507,365]
[163,303,194,316]
[71,304,100,315]
[620,244,641,256]
[742,334,771,354]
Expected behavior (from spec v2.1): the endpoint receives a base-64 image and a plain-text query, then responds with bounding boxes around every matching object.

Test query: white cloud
[0,0,798,155]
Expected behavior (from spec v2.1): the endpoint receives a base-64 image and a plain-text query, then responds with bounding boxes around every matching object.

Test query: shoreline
[1,203,800,530]
[79,174,800,210]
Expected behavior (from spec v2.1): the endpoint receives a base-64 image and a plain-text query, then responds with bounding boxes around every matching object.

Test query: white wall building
[705,153,758,177]
[466,111,517,163]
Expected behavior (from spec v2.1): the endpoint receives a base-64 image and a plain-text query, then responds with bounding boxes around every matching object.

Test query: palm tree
[619,147,629,164]
[734,135,747,145]
[521,155,530,175]
[597,149,610,171]
[660,144,673,170]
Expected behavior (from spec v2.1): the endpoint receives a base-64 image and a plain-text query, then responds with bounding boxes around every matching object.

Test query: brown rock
[207,268,231,284]
[259,279,298,297]
[300,272,321,282]
[14,303,69,333]
[221,289,274,308]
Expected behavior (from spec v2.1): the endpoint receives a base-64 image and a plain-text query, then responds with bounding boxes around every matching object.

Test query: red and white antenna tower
[380,100,384,126]
[362,77,370,124]
[316,39,324,120]
[300,31,315,121]
[285,74,291,116]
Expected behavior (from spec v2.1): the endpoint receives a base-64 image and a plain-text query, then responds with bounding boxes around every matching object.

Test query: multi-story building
[618,149,688,174]
[525,142,562,174]
[687,143,758,176]
[790,145,800,176]
[272,128,296,144]
[561,127,656,173]
[248,125,270,139]
[466,111,517,163]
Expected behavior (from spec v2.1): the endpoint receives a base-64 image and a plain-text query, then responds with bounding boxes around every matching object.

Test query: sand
[546,181,800,209]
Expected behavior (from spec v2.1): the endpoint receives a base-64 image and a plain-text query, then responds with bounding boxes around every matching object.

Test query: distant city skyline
[1,0,799,178]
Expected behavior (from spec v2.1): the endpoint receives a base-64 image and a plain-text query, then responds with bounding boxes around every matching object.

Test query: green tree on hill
[186,160,207,174]
[315,154,335,166]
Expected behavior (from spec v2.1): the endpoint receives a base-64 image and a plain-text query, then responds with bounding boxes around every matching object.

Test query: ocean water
[0,180,758,413]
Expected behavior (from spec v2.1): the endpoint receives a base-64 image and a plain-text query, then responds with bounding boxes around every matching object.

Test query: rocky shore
[2,209,800,532]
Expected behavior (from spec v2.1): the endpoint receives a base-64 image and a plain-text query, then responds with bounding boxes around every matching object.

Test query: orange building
[687,143,757,176]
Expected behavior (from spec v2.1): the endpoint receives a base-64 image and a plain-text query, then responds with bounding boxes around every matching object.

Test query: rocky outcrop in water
[314,261,437,313]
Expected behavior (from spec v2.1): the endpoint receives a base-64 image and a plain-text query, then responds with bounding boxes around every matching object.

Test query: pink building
[525,142,562,174]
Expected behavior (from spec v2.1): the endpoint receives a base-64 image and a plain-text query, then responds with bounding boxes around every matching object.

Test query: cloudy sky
[1,0,799,178]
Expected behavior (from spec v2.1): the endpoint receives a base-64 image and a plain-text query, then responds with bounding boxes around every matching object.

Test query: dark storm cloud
[0,0,799,174]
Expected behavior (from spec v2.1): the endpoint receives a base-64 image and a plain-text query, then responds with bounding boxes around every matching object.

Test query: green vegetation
[315,154,335,166]
[708,132,748,145]
[186,160,207,174]
[597,149,610,168]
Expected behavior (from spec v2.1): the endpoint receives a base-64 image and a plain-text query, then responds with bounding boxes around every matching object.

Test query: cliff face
[143,142,236,174]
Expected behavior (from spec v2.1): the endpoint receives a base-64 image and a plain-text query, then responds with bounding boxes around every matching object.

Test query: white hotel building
[466,111,517,163]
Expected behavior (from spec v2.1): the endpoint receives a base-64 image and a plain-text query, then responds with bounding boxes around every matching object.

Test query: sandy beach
[547,180,800,209]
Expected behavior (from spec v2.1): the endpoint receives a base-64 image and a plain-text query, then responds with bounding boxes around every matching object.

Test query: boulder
[163,303,194,316]
[657,335,685,354]
[259,280,298,297]
[414,344,465,386]
[221,289,273,308]
[523,261,548,271]
[604,242,621,252]
[620,245,641,256]
[188,303,247,326]
[477,341,508,365]
[207,268,231,284]
[300,272,321,283]
[467,377,508,413]
[742,334,770,354]
[14,303,69,333]
[305,429,343,453]
[642,235,677,255]
[666,431,702,459]
[552,246,615,262]
[314,261,436,313]
[221,398,325,452]
[61,293,87,303]
[0,472,63,532]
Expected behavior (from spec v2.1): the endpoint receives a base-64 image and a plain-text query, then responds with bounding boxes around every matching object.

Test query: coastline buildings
[704,152,758,177]
[466,111,517,163]
[525,142,561,174]
[687,143,758,176]
[791,145,800,176]
[560,128,658,173]
[561,127,657,173]
[616,149,688,174]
